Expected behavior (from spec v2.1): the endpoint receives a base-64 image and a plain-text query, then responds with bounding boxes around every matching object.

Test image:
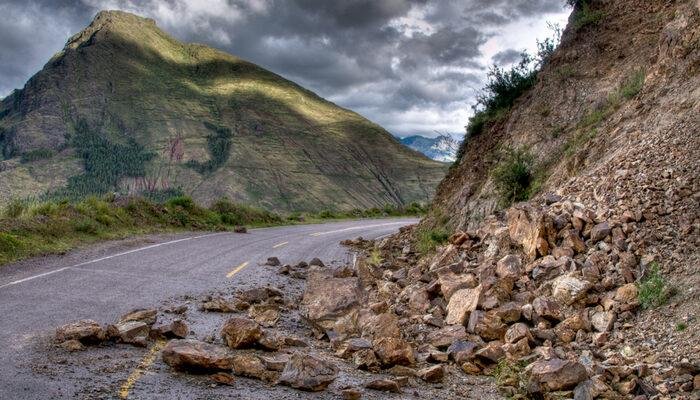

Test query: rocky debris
[365,378,401,393]
[114,321,150,347]
[300,271,364,333]
[233,226,247,233]
[220,317,262,349]
[231,353,277,382]
[265,257,281,266]
[417,364,445,383]
[527,358,588,393]
[248,304,280,327]
[372,337,415,367]
[59,339,85,352]
[341,387,363,400]
[119,308,157,326]
[55,320,104,344]
[150,320,189,339]
[200,296,247,313]
[210,372,235,386]
[278,353,338,391]
[445,286,481,325]
[161,339,234,371]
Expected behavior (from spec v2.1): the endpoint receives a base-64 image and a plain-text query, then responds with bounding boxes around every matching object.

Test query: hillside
[0,10,447,211]
[400,134,460,162]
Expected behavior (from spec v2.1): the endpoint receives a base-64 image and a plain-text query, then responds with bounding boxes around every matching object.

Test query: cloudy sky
[0,0,571,139]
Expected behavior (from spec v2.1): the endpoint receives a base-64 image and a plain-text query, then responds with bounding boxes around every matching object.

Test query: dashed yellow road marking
[226,261,249,278]
[310,232,322,237]
[118,338,167,399]
[272,241,289,248]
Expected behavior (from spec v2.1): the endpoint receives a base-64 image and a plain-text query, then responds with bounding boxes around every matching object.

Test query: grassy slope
[0,11,446,211]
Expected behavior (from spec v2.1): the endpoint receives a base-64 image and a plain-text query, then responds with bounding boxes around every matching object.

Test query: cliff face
[432,0,699,230]
[0,11,447,210]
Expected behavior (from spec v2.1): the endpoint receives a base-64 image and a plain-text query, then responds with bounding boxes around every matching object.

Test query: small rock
[365,379,401,393]
[529,358,588,393]
[590,222,611,242]
[220,317,262,349]
[119,308,157,326]
[278,353,338,392]
[210,372,235,386]
[265,257,281,266]
[372,337,415,367]
[233,226,247,233]
[417,365,445,383]
[162,339,234,371]
[341,388,363,400]
[55,320,103,344]
[445,285,482,325]
[59,339,85,352]
[309,258,325,267]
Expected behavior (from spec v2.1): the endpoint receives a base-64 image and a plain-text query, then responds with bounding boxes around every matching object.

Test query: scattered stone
[151,320,188,339]
[417,364,445,383]
[162,339,234,371]
[55,320,103,344]
[201,297,247,313]
[248,304,280,328]
[300,271,363,332]
[445,285,482,325]
[59,339,85,352]
[353,348,380,371]
[278,353,338,392]
[119,308,157,325]
[372,337,415,367]
[220,317,262,349]
[309,258,325,267]
[528,358,588,393]
[233,226,247,233]
[210,372,235,386]
[341,387,363,400]
[590,222,611,242]
[115,321,150,346]
[265,257,281,266]
[365,379,401,393]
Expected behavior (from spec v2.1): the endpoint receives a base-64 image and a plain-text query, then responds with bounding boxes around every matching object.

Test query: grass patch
[675,322,687,331]
[20,148,55,163]
[368,249,383,266]
[492,147,536,207]
[638,262,670,309]
[492,359,529,397]
[620,69,646,99]
[415,227,449,254]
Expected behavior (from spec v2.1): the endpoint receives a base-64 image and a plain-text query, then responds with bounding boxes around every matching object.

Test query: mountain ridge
[0,10,446,211]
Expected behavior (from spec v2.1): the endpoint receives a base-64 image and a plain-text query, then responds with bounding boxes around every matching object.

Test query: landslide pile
[0,10,446,211]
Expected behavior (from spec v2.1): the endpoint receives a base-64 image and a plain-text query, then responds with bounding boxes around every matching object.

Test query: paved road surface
[0,218,418,399]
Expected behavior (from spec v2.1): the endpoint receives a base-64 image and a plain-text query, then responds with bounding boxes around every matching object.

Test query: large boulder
[445,285,482,325]
[220,317,262,349]
[437,266,477,300]
[528,358,588,393]
[506,205,554,260]
[55,320,104,344]
[278,353,338,391]
[300,271,364,332]
[232,354,277,382]
[162,339,234,371]
[372,337,415,367]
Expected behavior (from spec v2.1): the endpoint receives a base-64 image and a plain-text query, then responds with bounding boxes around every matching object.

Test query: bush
[492,148,535,206]
[73,218,100,234]
[20,148,55,163]
[620,69,645,99]
[0,232,23,256]
[166,195,195,210]
[638,263,670,309]
[416,228,449,254]
[4,199,25,218]
[573,2,605,30]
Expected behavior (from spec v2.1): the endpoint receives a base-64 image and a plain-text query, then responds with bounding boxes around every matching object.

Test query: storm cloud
[0,0,570,138]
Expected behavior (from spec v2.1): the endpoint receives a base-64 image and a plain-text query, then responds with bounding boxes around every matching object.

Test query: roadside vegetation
[637,262,673,309]
[492,147,536,206]
[0,195,427,266]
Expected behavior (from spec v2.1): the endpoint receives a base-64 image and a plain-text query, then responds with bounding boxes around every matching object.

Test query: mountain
[400,134,460,162]
[0,10,447,211]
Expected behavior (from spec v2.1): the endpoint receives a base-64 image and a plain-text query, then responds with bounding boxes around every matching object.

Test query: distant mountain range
[0,10,447,211]
[400,134,461,163]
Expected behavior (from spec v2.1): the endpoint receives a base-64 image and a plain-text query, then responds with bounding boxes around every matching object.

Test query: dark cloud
[0,0,570,137]
[491,49,525,65]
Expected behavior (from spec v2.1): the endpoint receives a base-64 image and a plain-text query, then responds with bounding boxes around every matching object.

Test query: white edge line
[0,232,231,290]
[310,221,409,237]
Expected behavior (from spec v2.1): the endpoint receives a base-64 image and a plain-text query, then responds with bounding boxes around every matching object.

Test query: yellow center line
[310,232,322,237]
[119,338,167,399]
[272,241,289,248]
[226,261,249,278]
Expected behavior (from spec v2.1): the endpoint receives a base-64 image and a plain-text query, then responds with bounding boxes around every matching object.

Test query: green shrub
[638,263,670,309]
[187,122,233,174]
[368,249,383,266]
[73,218,100,234]
[492,148,535,206]
[20,148,55,163]
[0,232,23,256]
[166,195,195,210]
[317,210,336,219]
[29,201,61,217]
[416,228,449,254]
[492,359,528,396]
[675,322,687,331]
[4,199,25,218]
[620,69,646,99]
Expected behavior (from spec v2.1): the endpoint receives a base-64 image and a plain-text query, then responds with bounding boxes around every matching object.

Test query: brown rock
[365,379,401,393]
[469,310,506,341]
[427,325,467,349]
[232,353,276,382]
[119,308,157,325]
[353,348,380,371]
[445,285,482,325]
[552,274,592,305]
[55,320,103,344]
[360,312,401,340]
[496,255,522,280]
[336,338,372,358]
[561,229,586,254]
[507,205,554,260]
[265,257,281,266]
[615,283,639,304]
[341,388,363,400]
[220,317,262,349]
[201,297,247,313]
[59,339,85,351]
[211,372,235,386]
[494,302,522,323]
[300,271,363,332]
[373,337,415,366]
[447,340,479,363]
[278,353,338,392]
[504,323,531,344]
[417,365,445,383]
[437,267,477,300]
[532,297,563,322]
[116,321,150,346]
[151,320,188,339]
[162,339,234,371]
[528,358,588,393]
[248,304,280,328]
[503,337,530,359]
[260,353,290,371]
[590,222,611,242]
[474,340,504,363]
[591,311,615,332]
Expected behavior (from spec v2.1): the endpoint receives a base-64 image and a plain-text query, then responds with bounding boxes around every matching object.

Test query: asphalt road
[0,218,418,399]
